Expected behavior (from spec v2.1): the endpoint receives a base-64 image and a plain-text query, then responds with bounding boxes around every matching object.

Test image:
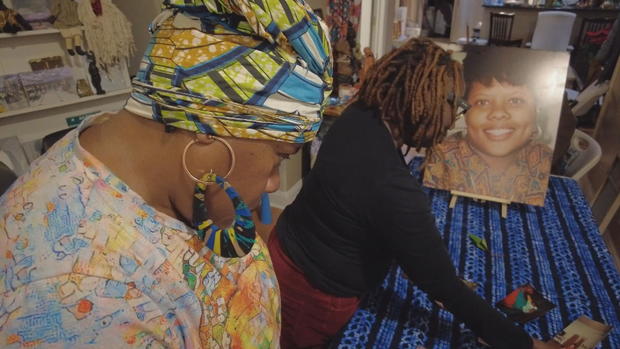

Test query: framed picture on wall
[423,46,570,206]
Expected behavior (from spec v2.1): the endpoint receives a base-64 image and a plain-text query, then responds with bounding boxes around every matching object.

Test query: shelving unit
[0,88,131,119]
[0,5,132,156]
[0,26,87,40]
[0,28,62,39]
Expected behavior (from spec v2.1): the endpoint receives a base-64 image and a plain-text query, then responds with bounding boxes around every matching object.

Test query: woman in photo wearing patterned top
[424,48,558,206]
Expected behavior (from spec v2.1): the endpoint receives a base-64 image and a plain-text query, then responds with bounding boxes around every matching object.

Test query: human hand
[531,339,576,349]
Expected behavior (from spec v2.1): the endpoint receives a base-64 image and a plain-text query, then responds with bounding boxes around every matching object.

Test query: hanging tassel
[259,192,272,225]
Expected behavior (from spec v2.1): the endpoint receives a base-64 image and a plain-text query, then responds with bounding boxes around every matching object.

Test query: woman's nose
[487,101,510,120]
[264,169,281,193]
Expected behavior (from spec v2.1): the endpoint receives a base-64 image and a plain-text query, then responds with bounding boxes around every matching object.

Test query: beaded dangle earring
[182,135,256,258]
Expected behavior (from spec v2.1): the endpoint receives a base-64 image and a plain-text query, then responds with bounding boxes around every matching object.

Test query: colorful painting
[496,284,556,323]
[423,46,570,206]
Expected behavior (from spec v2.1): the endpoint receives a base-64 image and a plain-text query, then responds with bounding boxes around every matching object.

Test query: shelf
[0,28,62,40]
[0,27,86,40]
[0,88,132,119]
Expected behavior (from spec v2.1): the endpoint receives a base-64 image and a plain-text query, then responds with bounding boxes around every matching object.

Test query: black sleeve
[369,172,533,349]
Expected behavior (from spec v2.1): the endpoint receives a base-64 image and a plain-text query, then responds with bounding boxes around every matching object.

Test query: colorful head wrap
[126,0,333,143]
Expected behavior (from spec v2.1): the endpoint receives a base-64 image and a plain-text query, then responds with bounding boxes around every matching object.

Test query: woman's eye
[474,99,490,106]
[508,97,526,105]
[278,153,291,160]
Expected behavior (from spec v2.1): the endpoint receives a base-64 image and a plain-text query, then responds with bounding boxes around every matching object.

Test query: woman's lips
[483,128,514,141]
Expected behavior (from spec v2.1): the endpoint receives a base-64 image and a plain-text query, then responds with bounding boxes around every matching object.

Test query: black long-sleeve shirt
[276,102,533,349]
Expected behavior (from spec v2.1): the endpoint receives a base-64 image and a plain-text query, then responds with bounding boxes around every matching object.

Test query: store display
[76,0,134,70]
[19,67,76,106]
[51,0,85,56]
[29,56,64,71]
[328,0,361,42]
[13,0,53,29]
[0,0,33,33]
[0,0,131,178]
[0,74,29,111]
[333,21,361,92]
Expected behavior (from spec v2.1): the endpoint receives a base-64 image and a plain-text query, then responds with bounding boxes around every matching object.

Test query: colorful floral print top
[424,133,553,206]
[0,119,280,348]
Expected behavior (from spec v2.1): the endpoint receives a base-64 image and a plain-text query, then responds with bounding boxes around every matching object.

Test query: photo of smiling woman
[424,47,569,206]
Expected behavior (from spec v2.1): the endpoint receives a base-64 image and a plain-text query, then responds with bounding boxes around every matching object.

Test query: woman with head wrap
[0,1,331,347]
[269,39,565,349]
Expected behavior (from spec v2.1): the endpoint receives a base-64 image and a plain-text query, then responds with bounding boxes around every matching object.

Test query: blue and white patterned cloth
[334,160,620,348]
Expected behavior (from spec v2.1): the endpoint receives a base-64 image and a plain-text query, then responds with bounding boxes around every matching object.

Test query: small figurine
[86,51,105,95]
[357,47,376,88]
[333,21,362,93]
[51,0,85,55]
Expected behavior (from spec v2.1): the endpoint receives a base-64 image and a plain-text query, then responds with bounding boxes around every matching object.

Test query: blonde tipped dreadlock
[358,39,464,151]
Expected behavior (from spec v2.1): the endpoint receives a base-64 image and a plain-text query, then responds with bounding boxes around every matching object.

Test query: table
[334,161,620,348]
[456,37,489,46]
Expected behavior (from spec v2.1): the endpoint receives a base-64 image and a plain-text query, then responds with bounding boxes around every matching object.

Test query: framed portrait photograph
[423,46,570,206]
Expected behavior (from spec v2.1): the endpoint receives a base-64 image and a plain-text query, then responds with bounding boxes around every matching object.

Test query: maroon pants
[268,231,360,349]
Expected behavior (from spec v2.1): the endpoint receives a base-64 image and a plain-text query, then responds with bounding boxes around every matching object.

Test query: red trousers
[268,231,360,349]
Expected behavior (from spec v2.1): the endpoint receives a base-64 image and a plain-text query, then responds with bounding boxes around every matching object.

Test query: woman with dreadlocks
[268,39,565,349]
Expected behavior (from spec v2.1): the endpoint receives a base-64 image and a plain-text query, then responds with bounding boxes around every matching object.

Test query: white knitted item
[77,0,135,70]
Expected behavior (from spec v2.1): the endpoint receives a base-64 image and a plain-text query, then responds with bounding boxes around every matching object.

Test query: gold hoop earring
[182,135,236,185]
[184,136,255,258]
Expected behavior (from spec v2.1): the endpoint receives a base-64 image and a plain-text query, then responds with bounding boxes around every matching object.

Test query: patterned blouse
[0,118,280,348]
[424,134,553,206]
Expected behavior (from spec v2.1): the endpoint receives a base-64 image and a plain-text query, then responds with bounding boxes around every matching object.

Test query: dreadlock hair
[357,39,464,151]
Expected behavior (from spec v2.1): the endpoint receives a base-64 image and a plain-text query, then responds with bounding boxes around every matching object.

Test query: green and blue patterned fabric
[126,0,333,144]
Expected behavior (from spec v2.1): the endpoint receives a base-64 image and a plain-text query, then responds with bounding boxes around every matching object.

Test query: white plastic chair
[570,80,610,117]
[564,129,602,181]
[530,11,577,51]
